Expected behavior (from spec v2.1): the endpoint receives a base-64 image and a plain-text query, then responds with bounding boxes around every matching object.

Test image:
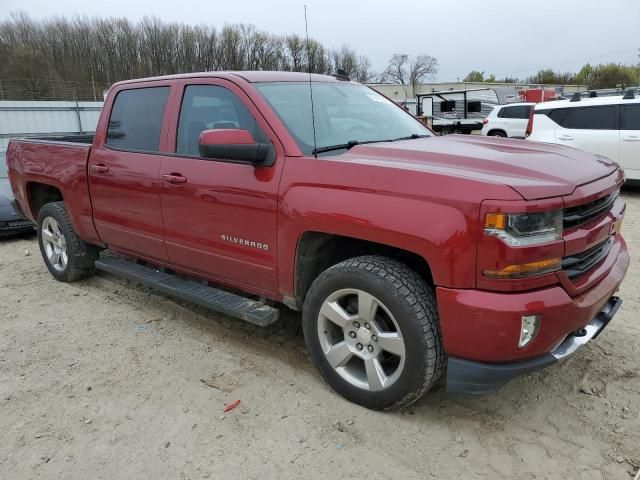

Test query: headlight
[484,210,563,246]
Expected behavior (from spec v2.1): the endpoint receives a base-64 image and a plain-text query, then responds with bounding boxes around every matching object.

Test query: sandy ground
[1,191,639,480]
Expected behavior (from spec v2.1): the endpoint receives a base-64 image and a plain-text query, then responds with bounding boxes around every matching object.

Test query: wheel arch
[487,129,507,137]
[27,181,64,219]
[289,231,434,310]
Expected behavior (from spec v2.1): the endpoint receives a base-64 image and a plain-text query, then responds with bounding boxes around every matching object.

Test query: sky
[1,0,639,81]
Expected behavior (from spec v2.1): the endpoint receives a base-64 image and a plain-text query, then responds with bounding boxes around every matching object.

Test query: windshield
[255,82,431,156]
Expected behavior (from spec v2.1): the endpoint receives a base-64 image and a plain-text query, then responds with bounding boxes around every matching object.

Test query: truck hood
[342,136,619,200]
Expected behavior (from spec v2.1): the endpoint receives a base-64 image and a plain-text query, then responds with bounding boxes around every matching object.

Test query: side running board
[95,256,279,327]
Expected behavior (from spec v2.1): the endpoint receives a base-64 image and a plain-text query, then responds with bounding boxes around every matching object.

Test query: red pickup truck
[7,71,629,410]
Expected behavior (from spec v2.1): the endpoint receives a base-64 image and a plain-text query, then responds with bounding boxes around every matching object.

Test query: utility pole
[91,69,97,102]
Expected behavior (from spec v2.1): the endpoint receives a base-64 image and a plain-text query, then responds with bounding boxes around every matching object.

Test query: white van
[526,92,640,181]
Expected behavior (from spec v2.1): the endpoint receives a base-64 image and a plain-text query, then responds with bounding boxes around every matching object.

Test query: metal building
[0,101,103,168]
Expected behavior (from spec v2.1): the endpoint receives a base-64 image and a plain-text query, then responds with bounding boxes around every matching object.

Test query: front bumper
[437,235,628,363]
[446,296,622,394]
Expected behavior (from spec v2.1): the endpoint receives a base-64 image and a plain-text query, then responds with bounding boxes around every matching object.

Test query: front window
[255,82,431,156]
[176,85,268,157]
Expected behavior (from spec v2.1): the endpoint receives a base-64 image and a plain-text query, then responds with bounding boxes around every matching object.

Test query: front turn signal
[483,258,561,279]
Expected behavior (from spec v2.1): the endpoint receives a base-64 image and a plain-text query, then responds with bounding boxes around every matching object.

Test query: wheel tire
[37,201,99,282]
[489,131,507,137]
[302,255,444,410]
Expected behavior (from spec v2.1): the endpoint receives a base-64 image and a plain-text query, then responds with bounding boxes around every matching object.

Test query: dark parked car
[0,159,34,237]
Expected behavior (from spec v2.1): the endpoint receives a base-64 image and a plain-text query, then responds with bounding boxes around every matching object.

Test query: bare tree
[284,34,305,71]
[353,55,374,83]
[409,54,438,96]
[382,53,409,84]
[0,13,376,99]
[304,38,330,74]
[330,45,375,83]
[380,53,438,96]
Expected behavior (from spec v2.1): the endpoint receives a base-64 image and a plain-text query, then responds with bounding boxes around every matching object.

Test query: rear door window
[106,87,169,152]
[566,105,616,130]
[548,108,571,127]
[620,104,640,130]
[499,105,532,119]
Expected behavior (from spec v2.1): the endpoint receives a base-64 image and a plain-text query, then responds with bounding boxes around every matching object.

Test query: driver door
[158,79,284,296]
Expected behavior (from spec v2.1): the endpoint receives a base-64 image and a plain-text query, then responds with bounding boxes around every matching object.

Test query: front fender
[275,159,502,299]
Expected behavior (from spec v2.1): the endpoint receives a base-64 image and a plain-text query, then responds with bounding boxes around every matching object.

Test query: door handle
[622,135,640,142]
[91,164,109,174]
[558,135,574,141]
[162,173,187,184]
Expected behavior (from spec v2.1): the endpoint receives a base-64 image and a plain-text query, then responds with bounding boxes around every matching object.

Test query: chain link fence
[0,79,112,101]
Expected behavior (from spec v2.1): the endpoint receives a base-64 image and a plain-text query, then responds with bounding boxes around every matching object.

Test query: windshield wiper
[389,133,430,141]
[312,134,429,155]
[313,140,373,155]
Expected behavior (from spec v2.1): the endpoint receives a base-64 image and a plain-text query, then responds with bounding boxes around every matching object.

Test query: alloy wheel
[317,288,406,391]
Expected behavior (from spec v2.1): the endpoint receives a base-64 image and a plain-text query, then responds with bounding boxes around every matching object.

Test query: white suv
[481,103,534,138]
[527,93,640,181]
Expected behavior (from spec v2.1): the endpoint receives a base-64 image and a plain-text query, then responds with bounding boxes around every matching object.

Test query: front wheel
[302,256,444,410]
[37,201,99,282]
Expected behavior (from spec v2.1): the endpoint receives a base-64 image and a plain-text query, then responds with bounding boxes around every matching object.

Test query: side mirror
[198,129,274,166]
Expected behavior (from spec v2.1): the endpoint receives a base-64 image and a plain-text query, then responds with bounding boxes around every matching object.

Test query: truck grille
[563,192,617,229]
[562,237,612,279]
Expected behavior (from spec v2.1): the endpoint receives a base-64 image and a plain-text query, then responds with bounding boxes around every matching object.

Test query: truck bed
[6,135,98,243]
[15,133,95,145]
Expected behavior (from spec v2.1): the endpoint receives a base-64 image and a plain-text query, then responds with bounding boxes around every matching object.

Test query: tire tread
[37,201,98,282]
[304,255,444,410]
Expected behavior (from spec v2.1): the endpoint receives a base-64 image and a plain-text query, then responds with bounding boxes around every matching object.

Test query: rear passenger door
[89,84,171,260]
[555,105,619,161]
[619,103,640,180]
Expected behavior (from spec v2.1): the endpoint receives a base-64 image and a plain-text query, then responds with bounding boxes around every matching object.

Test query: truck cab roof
[112,71,352,88]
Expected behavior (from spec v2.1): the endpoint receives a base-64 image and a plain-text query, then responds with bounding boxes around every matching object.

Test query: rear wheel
[302,256,444,410]
[488,130,507,137]
[37,202,99,282]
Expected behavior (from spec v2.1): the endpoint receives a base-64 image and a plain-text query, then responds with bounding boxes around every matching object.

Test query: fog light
[519,314,540,348]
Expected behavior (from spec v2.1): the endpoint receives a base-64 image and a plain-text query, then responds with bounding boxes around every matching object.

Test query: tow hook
[571,328,588,338]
